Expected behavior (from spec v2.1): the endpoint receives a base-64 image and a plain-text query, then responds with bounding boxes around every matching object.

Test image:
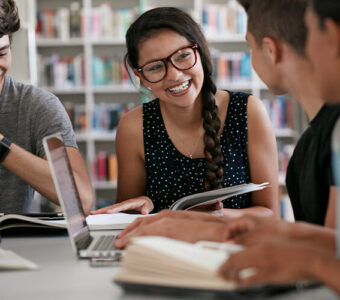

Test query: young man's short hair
[0,0,20,41]
[310,0,340,28]
[237,0,308,56]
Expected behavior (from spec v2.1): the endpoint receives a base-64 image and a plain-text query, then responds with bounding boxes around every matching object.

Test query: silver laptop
[43,133,120,259]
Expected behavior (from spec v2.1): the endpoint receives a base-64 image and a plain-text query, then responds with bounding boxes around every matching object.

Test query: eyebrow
[141,45,190,66]
[0,44,10,51]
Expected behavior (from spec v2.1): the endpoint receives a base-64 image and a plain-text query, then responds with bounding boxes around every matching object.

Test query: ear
[324,19,340,58]
[262,37,282,64]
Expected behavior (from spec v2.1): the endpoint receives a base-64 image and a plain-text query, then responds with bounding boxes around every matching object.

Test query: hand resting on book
[116,210,227,240]
[91,196,154,215]
[115,217,231,249]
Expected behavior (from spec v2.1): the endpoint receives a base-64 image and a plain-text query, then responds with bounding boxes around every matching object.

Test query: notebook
[43,133,120,259]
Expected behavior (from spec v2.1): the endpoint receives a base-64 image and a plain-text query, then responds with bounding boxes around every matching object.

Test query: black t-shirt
[286,105,340,225]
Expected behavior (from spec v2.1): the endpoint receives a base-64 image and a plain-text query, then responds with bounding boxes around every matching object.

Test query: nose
[165,61,183,81]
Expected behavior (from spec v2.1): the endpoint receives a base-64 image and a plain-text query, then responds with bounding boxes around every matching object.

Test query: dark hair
[0,0,20,42]
[310,0,340,28]
[125,7,224,191]
[238,0,308,56]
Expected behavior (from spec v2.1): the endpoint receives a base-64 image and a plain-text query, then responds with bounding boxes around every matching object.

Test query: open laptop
[43,133,120,259]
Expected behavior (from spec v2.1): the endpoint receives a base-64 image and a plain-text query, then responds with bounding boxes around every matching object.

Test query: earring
[146,87,152,90]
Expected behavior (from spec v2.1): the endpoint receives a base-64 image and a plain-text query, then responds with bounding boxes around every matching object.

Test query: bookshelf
[23,0,304,211]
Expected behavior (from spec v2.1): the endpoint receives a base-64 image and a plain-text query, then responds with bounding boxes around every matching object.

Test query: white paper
[0,248,39,270]
[48,212,154,230]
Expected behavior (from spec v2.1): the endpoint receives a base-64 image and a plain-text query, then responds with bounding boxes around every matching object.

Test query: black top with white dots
[143,91,251,212]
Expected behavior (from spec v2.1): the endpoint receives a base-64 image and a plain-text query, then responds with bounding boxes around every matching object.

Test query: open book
[115,236,245,292]
[0,213,151,231]
[170,182,269,210]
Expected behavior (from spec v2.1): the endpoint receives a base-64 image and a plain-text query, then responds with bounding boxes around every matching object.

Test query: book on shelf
[211,50,251,84]
[38,54,85,88]
[202,0,247,36]
[0,213,150,231]
[169,182,269,210]
[262,96,295,130]
[115,236,244,291]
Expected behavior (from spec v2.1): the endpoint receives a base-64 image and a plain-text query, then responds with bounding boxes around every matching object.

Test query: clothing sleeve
[27,87,77,158]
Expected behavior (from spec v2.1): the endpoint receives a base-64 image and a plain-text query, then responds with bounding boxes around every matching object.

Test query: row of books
[92,103,135,132]
[38,54,85,88]
[91,152,117,182]
[202,1,247,36]
[36,3,138,39]
[84,4,137,39]
[63,103,136,133]
[38,54,133,88]
[92,55,130,86]
[211,51,251,83]
[64,103,87,132]
[262,97,295,130]
[38,51,252,88]
[36,2,82,39]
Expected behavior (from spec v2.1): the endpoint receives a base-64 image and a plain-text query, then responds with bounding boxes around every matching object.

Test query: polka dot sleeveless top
[143,91,251,213]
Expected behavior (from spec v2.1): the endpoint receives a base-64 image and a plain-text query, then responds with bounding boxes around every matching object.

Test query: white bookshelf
[21,0,304,207]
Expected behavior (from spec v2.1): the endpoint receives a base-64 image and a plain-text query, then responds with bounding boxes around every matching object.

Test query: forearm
[291,222,336,253]
[1,141,94,213]
[220,206,275,219]
[1,142,59,202]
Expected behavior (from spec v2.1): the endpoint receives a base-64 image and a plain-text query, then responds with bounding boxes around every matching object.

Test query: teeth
[168,81,190,93]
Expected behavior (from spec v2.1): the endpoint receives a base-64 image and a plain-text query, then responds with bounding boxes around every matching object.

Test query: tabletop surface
[0,231,338,300]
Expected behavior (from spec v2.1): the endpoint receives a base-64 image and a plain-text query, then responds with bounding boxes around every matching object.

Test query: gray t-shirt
[0,76,77,213]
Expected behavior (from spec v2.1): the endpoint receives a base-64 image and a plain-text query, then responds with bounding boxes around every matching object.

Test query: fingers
[106,201,143,214]
[90,205,116,215]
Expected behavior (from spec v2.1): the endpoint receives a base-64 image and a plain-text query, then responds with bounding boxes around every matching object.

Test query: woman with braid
[92,7,279,217]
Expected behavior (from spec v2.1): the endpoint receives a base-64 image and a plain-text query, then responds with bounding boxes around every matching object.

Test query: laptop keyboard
[92,235,117,251]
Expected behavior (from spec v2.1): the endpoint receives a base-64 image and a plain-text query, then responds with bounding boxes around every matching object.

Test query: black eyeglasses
[136,44,198,83]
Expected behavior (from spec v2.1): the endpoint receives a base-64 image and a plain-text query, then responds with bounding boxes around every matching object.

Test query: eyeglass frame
[136,44,198,83]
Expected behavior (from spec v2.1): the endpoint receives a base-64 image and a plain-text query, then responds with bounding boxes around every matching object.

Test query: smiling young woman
[91,7,279,218]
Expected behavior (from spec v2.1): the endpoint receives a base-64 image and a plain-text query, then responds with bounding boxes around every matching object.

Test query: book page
[85,213,155,230]
[49,213,155,230]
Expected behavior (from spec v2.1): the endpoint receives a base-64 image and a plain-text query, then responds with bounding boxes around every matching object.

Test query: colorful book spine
[92,103,135,132]
[38,54,85,88]
[202,0,247,36]
[36,2,83,39]
[211,50,251,83]
[262,97,295,130]
[91,55,131,86]
[92,153,118,183]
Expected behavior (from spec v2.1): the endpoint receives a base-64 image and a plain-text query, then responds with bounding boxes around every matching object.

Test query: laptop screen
[43,134,92,250]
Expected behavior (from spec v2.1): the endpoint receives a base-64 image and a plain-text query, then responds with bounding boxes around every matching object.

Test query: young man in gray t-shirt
[0,0,94,214]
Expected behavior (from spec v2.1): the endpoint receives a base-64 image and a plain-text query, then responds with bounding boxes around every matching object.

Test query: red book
[97,152,107,181]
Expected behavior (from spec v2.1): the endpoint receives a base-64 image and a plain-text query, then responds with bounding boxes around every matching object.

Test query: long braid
[201,77,224,190]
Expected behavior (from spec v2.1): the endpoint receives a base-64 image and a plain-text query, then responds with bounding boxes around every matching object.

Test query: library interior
[1,0,340,299]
